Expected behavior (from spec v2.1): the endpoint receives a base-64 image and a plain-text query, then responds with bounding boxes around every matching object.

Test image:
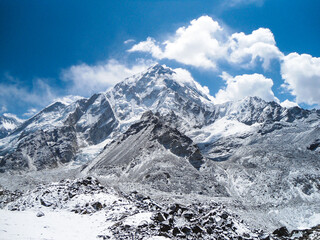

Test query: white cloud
[280,99,299,109]
[172,68,214,101]
[53,95,85,105]
[129,16,282,70]
[228,28,283,69]
[124,39,135,44]
[61,59,152,96]
[0,76,60,117]
[0,106,7,114]
[128,37,165,59]
[0,77,56,107]
[227,0,264,7]
[3,113,22,121]
[214,72,279,104]
[129,16,226,70]
[281,53,320,106]
[23,108,38,118]
[162,16,225,69]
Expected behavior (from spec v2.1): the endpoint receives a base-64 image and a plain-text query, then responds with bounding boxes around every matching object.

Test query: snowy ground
[0,177,262,240]
[0,209,109,240]
[0,177,156,240]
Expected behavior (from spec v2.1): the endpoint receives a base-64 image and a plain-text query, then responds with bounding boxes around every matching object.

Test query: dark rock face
[152,115,204,170]
[65,93,118,144]
[84,111,228,196]
[307,139,320,151]
[273,226,290,237]
[36,211,45,217]
[1,126,78,171]
[91,111,204,172]
[0,130,8,139]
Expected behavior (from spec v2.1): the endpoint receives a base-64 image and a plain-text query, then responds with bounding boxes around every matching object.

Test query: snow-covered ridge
[0,113,24,139]
[0,64,318,172]
[106,64,215,125]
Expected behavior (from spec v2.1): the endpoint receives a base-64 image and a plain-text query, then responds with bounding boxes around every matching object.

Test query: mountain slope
[84,111,227,195]
[0,93,119,171]
[0,114,23,139]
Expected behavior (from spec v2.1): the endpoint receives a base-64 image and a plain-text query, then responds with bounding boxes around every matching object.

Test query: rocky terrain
[0,64,319,239]
[1,177,319,239]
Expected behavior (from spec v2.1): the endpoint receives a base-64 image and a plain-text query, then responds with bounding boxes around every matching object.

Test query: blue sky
[1,0,320,118]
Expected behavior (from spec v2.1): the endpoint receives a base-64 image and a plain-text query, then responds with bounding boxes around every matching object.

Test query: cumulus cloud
[280,99,299,109]
[129,16,282,70]
[61,59,152,96]
[281,53,320,106]
[172,68,213,101]
[162,16,224,69]
[214,72,279,104]
[228,28,283,69]
[129,37,164,59]
[129,16,225,69]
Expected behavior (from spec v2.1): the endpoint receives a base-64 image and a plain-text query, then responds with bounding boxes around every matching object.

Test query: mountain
[0,64,320,236]
[83,111,225,196]
[0,64,229,171]
[0,113,23,139]
[0,93,119,171]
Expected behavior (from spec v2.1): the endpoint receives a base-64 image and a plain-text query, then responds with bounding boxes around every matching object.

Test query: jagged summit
[0,114,23,139]
[109,64,213,106]
[104,64,218,134]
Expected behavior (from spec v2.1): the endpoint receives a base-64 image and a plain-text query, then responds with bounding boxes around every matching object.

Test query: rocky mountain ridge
[0,64,320,237]
[1,64,319,172]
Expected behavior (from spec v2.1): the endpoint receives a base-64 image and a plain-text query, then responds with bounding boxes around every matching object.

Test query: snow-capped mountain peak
[0,113,24,139]
[116,64,213,103]
[105,64,215,132]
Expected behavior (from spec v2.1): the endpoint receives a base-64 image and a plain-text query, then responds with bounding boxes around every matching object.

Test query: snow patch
[0,209,109,240]
[123,212,153,227]
[187,117,258,144]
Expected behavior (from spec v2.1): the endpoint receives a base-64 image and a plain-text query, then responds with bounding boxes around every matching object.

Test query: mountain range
[0,64,320,238]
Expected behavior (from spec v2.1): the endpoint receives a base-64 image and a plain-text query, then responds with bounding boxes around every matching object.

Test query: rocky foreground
[0,177,319,240]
